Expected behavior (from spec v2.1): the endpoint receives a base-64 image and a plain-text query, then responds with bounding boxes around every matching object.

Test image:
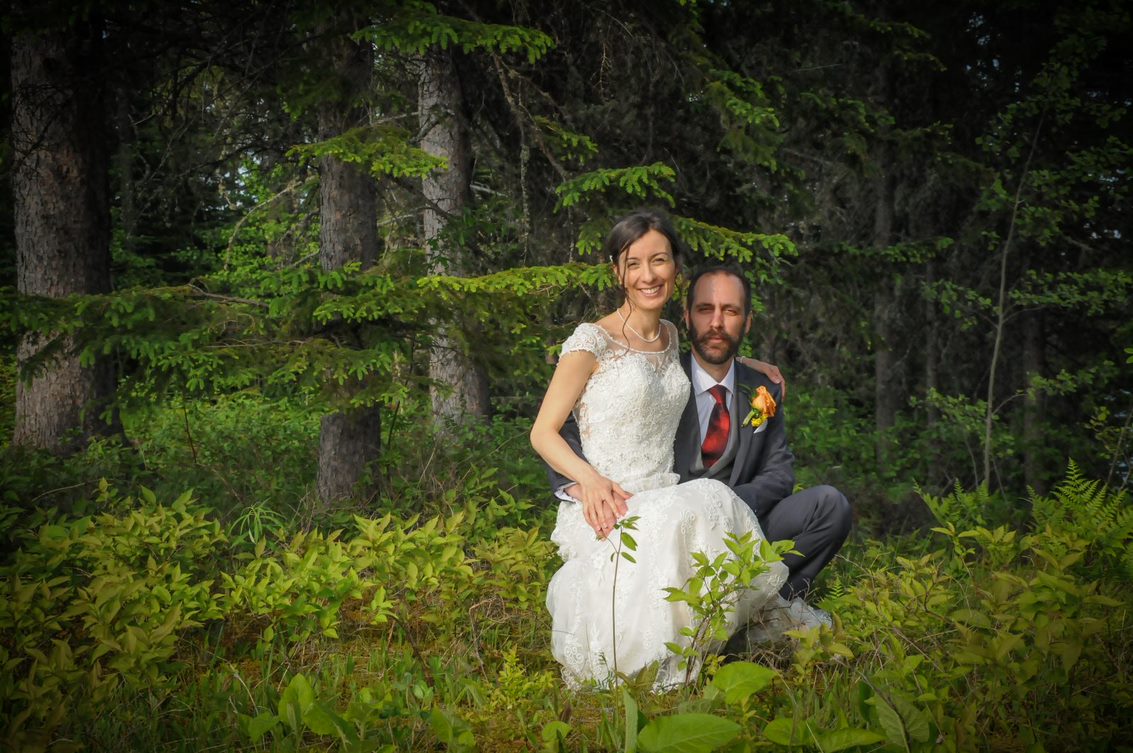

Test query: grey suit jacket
[549,352,796,521]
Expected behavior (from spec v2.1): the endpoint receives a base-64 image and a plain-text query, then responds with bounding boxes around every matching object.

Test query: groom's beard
[688,321,741,365]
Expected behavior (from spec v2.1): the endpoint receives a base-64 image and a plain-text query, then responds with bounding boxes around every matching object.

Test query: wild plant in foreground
[663,531,793,684]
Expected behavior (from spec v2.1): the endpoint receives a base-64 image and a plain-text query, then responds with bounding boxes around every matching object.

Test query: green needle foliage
[0,262,617,417]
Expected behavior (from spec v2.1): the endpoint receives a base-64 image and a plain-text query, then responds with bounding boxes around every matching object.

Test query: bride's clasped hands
[571,469,631,540]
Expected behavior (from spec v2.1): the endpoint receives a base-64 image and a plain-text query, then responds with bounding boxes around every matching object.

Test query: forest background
[1,1,1131,751]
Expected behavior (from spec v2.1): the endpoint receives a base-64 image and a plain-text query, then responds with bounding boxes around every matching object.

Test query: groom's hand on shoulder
[739,357,787,402]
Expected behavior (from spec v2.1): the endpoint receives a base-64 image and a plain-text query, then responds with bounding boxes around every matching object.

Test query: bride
[530,210,791,689]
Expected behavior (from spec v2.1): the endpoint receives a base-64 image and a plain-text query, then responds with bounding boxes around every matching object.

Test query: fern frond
[1032,460,1133,582]
[1122,540,1133,583]
[919,480,995,531]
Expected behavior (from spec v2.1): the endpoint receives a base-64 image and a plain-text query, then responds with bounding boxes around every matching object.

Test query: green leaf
[710,661,776,705]
[542,720,571,753]
[624,689,642,753]
[949,608,992,629]
[814,728,888,752]
[638,713,740,753]
[764,717,809,746]
[890,693,931,744]
[430,708,476,751]
[245,712,279,742]
[278,673,315,733]
[302,702,336,736]
[867,695,908,751]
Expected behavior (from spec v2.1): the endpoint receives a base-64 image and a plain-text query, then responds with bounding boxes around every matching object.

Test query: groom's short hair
[686,264,753,317]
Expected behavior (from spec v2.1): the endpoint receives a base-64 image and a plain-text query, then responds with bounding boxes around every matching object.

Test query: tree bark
[114,82,138,260]
[871,169,900,461]
[870,58,900,463]
[10,19,117,453]
[923,259,939,425]
[315,17,381,505]
[873,286,898,434]
[1021,309,1045,493]
[419,48,490,424]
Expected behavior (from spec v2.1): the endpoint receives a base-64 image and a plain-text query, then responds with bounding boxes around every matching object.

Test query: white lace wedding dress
[546,321,792,689]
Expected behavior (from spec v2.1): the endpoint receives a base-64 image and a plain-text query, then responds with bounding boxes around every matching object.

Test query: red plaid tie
[701,384,730,468]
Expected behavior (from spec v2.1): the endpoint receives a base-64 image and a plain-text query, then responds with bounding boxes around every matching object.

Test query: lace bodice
[560,321,688,492]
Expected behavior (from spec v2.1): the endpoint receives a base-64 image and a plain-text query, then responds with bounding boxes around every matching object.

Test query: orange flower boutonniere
[743,385,778,429]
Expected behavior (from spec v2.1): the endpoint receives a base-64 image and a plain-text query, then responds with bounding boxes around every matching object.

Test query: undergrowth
[1,400,1131,752]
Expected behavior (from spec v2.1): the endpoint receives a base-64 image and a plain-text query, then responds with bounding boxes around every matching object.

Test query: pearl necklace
[616,307,662,343]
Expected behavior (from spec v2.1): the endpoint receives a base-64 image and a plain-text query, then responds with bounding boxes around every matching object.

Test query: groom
[551,265,851,600]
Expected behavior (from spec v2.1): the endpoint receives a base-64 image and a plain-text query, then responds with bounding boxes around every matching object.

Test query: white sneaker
[734,597,827,647]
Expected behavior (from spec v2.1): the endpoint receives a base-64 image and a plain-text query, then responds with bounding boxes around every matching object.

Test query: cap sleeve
[663,320,680,351]
[560,323,607,359]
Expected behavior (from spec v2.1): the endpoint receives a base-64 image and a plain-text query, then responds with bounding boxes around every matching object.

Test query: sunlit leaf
[638,713,740,753]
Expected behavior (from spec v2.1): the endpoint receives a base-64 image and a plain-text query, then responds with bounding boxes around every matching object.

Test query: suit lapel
[730,367,755,487]
[675,353,701,478]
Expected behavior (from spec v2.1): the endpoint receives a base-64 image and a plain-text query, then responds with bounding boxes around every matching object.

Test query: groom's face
[685,272,752,366]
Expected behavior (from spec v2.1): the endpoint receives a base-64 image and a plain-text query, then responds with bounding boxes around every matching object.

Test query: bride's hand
[572,474,632,539]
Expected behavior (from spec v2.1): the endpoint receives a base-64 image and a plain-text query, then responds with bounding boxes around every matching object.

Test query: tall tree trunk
[1021,309,1045,493]
[10,18,117,454]
[923,259,939,425]
[419,48,490,425]
[870,60,900,464]
[114,84,138,260]
[873,290,898,428]
[315,17,381,505]
[871,171,899,462]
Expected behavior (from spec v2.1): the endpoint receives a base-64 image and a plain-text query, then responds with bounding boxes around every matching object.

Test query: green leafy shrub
[787,387,918,532]
[0,483,225,750]
[919,480,1021,533]
[125,393,319,524]
[663,532,790,684]
[820,467,1133,751]
[3,461,1129,753]
[378,414,552,525]
[472,523,556,611]
[0,436,147,522]
[789,386,1025,534]
[1030,460,1133,582]
[221,499,554,651]
[933,523,1124,749]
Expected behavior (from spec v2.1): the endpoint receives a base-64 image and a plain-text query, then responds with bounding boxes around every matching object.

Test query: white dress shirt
[689,357,737,445]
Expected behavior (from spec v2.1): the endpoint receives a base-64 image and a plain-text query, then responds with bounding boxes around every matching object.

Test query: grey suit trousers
[758,484,851,599]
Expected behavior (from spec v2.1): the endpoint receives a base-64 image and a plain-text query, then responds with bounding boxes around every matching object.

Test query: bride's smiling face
[615,229,678,312]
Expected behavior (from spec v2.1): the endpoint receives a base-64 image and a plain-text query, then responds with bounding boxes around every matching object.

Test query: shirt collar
[690,356,736,397]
